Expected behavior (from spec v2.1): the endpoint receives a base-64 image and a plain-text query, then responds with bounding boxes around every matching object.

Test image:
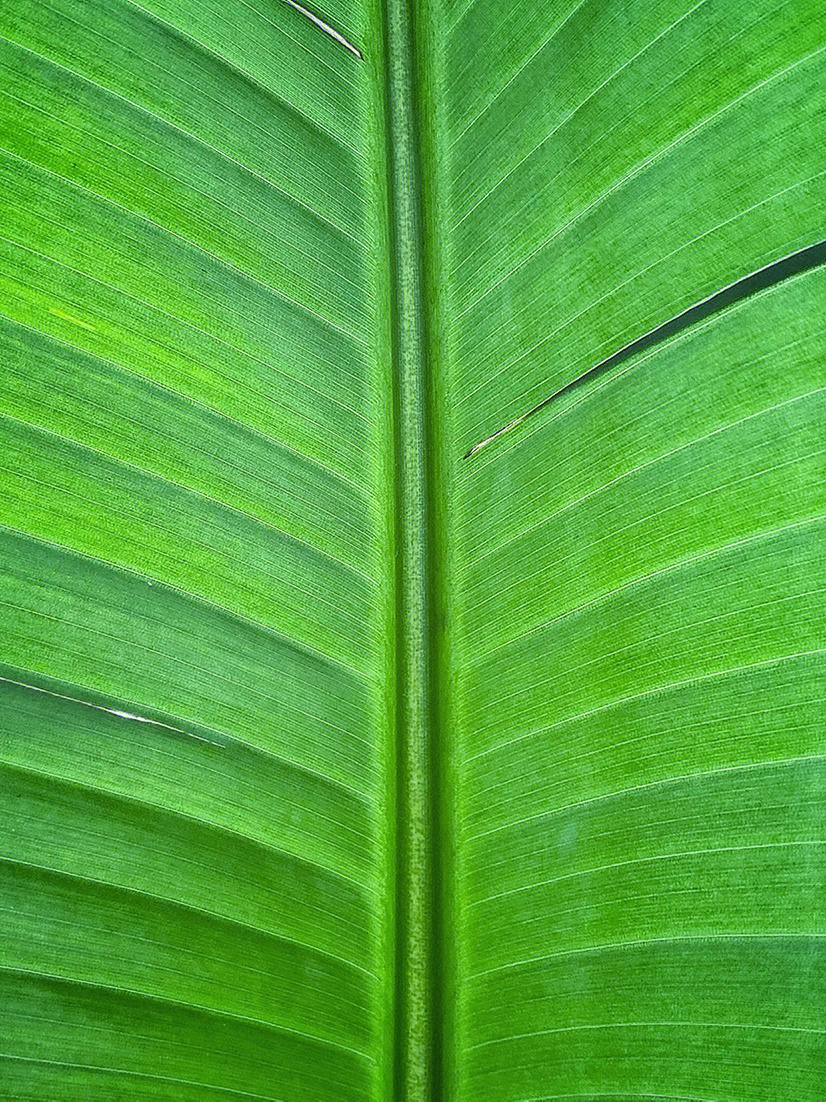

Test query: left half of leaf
[0,2,394,1099]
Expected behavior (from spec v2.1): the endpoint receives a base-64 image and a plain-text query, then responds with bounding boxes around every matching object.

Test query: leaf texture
[436,1,826,1098]
[0,2,393,1099]
[1,0,825,1099]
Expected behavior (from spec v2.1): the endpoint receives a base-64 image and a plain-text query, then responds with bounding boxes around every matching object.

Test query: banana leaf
[1,1,824,1098]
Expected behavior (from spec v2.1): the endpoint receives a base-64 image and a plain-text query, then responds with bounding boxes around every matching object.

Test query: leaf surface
[1,0,824,1099]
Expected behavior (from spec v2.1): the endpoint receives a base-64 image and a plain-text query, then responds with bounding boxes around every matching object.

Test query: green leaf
[1,1,824,1100]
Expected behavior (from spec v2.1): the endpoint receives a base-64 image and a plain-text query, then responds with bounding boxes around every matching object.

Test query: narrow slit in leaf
[463,238,826,458]
[0,675,223,746]
[280,0,363,58]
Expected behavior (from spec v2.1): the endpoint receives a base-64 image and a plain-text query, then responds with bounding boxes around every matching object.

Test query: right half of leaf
[435,0,826,1097]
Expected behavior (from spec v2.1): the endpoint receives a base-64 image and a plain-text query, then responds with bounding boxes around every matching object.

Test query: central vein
[382,0,444,1097]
